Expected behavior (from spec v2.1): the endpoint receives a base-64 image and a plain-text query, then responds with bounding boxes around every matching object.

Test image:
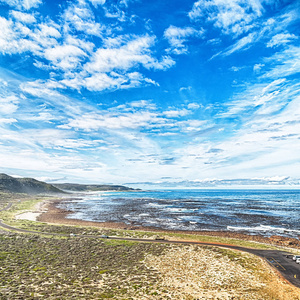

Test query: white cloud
[129,100,157,110]
[36,23,61,38]
[255,176,290,183]
[163,108,190,118]
[78,71,158,92]
[24,23,61,55]
[180,86,192,92]
[189,0,264,36]
[204,73,300,180]
[0,118,17,124]
[19,79,94,119]
[230,66,244,72]
[0,16,43,55]
[193,1,299,61]
[64,35,94,53]
[60,110,162,131]
[88,0,106,7]
[219,78,289,118]
[262,46,300,79]
[253,63,264,73]
[85,35,155,73]
[0,0,42,10]
[62,1,104,37]
[0,3,174,94]
[145,55,175,70]
[102,2,126,21]
[21,80,63,97]
[267,32,298,48]
[60,34,175,91]
[40,137,104,150]
[0,17,18,54]
[187,102,200,109]
[0,95,19,114]
[44,44,87,71]
[221,32,257,57]
[178,119,208,132]
[83,72,130,91]
[22,112,57,122]
[141,176,296,187]
[164,25,203,54]
[10,10,36,23]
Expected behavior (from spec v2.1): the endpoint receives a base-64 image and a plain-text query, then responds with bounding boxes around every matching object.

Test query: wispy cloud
[189,0,264,37]
[128,176,295,188]
[199,1,299,59]
[0,95,19,114]
[0,1,176,94]
[62,0,104,37]
[0,0,299,186]
[219,32,257,57]
[0,0,42,10]
[164,25,204,54]
[10,10,36,23]
[267,32,298,48]
[262,46,300,79]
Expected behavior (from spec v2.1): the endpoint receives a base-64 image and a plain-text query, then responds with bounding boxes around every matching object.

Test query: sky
[0,0,299,188]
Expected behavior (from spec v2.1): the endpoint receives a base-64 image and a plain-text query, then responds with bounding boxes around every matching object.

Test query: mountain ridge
[53,183,137,192]
[0,174,64,194]
[0,174,137,194]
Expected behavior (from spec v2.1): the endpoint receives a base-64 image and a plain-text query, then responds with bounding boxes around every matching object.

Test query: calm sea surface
[58,189,300,238]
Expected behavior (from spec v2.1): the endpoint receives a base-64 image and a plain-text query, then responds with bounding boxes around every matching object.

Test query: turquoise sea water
[58,189,300,237]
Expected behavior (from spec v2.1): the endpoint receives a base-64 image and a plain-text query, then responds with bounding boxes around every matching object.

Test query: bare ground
[1,231,300,299]
[1,195,300,299]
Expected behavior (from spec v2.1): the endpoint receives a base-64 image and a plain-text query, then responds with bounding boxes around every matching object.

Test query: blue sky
[0,0,299,188]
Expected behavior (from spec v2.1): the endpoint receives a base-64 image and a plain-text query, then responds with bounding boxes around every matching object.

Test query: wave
[227,225,300,236]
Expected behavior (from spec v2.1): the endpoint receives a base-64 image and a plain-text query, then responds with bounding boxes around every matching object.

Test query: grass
[1,230,299,299]
[1,192,300,298]
[1,191,297,252]
[0,232,167,299]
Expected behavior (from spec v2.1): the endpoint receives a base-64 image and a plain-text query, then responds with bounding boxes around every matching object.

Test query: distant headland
[0,173,137,194]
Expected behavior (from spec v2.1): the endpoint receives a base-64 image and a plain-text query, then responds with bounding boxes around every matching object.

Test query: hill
[0,174,64,194]
[53,183,137,192]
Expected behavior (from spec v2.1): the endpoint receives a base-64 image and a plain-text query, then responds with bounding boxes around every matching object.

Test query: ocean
[58,189,300,238]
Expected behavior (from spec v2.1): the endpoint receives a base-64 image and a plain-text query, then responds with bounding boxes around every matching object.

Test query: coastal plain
[1,193,300,299]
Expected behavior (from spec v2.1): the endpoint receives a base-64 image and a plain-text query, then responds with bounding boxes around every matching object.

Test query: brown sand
[37,198,300,248]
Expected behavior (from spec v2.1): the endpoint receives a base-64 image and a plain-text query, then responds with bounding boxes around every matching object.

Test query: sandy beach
[34,197,300,248]
[15,200,49,221]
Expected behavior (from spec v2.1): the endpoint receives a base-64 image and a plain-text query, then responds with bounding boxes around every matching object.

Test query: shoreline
[35,197,300,248]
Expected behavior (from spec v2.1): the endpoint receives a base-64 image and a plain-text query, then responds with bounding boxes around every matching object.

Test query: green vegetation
[0,232,166,299]
[0,195,49,226]
[1,193,300,299]
[0,173,64,194]
[0,192,29,210]
[1,232,298,299]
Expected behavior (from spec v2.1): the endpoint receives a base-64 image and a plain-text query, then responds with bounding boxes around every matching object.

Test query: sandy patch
[144,245,266,299]
[15,200,48,222]
[15,212,42,221]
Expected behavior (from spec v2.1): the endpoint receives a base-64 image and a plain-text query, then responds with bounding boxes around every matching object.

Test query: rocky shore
[37,198,300,249]
[2,195,300,299]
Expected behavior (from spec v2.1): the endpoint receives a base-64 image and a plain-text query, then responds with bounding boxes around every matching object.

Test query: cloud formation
[164,25,204,54]
[189,0,264,36]
[0,0,299,187]
[0,0,42,10]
